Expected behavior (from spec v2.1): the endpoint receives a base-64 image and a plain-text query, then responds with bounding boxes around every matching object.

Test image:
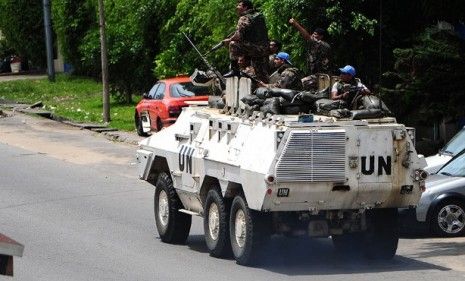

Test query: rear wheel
[135,112,148,137]
[154,172,191,244]
[431,200,465,237]
[332,233,364,255]
[204,189,231,257]
[229,195,270,265]
[362,208,399,260]
[156,118,163,132]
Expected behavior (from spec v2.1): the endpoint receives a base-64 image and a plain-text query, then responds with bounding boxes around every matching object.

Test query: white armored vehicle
[137,76,427,265]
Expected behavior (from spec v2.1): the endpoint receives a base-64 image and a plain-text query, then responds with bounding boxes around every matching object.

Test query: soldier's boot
[223,60,240,78]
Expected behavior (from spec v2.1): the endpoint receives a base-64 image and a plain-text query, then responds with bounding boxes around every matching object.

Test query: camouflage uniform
[229,9,269,82]
[270,64,303,90]
[332,78,368,105]
[306,39,331,74]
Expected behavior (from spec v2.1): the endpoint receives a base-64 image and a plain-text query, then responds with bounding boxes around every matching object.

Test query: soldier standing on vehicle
[331,65,370,104]
[268,39,282,72]
[223,0,270,82]
[289,18,331,74]
[260,52,303,90]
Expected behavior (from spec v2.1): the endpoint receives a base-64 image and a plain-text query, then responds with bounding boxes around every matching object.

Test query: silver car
[425,126,465,174]
[400,150,465,237]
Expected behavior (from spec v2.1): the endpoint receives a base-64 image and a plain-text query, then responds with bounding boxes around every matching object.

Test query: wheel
[431,199,465,237]
[229,195,270,265]
[204,189,231,257]
[362,208,399,260]
[135,112,149,137]
[156,118,163,132]
[154,172,191,244]
[332,232,364,255]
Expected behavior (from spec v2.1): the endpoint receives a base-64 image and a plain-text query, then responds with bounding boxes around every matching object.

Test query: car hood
[424,153,452,174]
[426,173,465,192]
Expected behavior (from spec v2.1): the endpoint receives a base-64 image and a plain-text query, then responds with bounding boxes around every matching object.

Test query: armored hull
[136,77,427,265]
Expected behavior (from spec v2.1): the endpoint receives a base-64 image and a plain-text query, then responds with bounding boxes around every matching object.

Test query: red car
[135,76,210,136]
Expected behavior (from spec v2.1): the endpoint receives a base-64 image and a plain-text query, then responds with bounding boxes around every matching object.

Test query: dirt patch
[0,116,131,166]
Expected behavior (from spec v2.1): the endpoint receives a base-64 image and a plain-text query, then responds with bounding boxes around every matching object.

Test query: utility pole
[42,0,55,82]
[98,0,110,123]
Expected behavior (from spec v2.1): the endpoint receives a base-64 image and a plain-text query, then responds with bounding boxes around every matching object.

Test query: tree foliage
[52,0,177,103]
[380,27,465,124]
[0,0,46,66]
[154,0,381,80]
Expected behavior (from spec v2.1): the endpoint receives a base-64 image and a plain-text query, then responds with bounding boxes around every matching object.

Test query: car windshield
[440,127,465,156]
[438,151,465,177]
[170,82,209,98]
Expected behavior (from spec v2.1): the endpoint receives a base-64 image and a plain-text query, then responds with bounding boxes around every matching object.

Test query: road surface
[1,111,464,280]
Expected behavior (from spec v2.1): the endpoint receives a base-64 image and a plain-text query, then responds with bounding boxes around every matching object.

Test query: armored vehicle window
[170,82,209,98]
[154,83,166,100]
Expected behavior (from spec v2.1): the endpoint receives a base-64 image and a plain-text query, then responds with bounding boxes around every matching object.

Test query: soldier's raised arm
[289,18,312,41]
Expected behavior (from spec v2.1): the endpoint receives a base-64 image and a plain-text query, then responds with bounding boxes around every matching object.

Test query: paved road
[1,112,465,281]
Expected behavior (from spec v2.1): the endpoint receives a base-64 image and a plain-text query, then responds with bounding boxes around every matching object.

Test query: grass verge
[0,74,140,131]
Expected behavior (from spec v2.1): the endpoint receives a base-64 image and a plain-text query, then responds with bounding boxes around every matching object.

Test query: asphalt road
[1,111,465,281]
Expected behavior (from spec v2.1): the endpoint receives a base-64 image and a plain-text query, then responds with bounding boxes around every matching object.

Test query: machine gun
[204,31,236,56]
[182,32,226,89]
[342,84,366,109]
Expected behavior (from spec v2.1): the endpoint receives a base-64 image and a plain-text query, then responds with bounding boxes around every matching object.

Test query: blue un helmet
[339,65,356,76]
[276,52,292,65]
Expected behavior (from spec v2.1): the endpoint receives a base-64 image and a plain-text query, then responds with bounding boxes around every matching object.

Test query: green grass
[0,74,141,131]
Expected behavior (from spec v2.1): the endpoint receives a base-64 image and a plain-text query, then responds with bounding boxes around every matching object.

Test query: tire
[135,112,149,137]
[204,189,231,257]
[154,172,191,244]
[156,118,163,132]
[332,233,364,256]
[362,208,399,260]
[431,199,465,237]
[229,195,270,265]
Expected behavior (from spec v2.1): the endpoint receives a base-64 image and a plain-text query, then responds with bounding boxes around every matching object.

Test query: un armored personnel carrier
[136,76,427,265]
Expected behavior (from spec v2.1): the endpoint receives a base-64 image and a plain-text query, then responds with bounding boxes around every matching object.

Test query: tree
[0,0,46,67]
[53,0,178,103]
[380,27,465,124]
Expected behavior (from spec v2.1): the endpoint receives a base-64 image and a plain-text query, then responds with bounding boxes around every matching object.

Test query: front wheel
[135,112,148,137]
[154,172,191,244]
[431,200,465,237]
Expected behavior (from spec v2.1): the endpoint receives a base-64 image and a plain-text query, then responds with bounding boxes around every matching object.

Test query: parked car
[135,76,210,136]
[400,150,465,237]
[425,126,465,174]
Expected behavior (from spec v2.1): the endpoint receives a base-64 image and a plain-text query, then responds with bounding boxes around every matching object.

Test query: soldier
[223,0,270,82]
[289,18,331,74]
[260,52,303,90]
[268,39,282,72]
[331,65,370,107]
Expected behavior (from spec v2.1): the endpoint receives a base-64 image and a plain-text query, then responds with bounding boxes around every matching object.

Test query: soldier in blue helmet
[331,65,370,105]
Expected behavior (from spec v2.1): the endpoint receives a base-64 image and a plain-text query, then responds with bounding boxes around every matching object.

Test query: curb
[1,103,144,146]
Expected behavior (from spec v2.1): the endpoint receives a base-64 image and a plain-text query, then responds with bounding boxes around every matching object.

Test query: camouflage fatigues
[331,78,368,105]
[229,9,269,82]
[306,39,331,74]
[268,53,278,72]
[270,64,303,90]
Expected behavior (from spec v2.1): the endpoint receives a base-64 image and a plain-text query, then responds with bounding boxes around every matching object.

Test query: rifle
[182,32,226,89]
[204,31,235,56]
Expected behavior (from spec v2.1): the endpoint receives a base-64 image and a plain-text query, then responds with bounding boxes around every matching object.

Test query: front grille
[275,130,346,182]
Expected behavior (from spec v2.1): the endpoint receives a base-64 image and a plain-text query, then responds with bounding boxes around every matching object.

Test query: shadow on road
[407,240,465,259]
[186,235,449,275]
